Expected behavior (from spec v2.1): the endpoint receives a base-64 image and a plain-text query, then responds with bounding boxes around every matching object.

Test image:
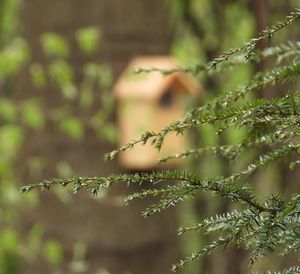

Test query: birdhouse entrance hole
[159,89,174,108]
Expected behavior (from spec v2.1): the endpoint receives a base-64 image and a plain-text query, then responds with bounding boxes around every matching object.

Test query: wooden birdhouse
[114,56,201,170]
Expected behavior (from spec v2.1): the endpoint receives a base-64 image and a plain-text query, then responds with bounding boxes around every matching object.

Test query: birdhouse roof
[114,56,201,100]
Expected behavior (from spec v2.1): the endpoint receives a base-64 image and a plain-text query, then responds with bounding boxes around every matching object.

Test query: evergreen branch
[159,143,245,163]
[173,209,260,271]
[279,229,300,257]
[105,62,300,160]
[171,236,230,271]
[20,170,267,213]
[175,195,299,271]
[178,209,256,235]
[248,211,282,266]
[135,9,300,75]
[133,178,265,217]
[253,266,300,274]
[159,128,300,164]
[258,41,300,63]
[20,9,300,273]
[228,144,300,182]
[209,41,300,76]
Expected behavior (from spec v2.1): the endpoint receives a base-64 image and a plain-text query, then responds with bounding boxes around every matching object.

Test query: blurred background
[0,1,299,274]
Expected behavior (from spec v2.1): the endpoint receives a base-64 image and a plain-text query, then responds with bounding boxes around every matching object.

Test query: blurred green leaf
[0,125,23,157]
[100,92,114,112]
[0,229,20,274]
[83,63,99,78]
[0,253,19,274]
[0,229,19,252]
[30,63,47,88]
[80,63,98,109]
[80,86,93,109]
[21,100,45,130]
[40,33,69,58]
[75,27,101,54]
[98,64,113,89]
[98,123,118,144]
[0,0,20,45]
[0,38,30,79]
[61,83,78,100]
[43,240,63,266]
[70,242,88,273]
[59,118,84,140]
[24,225,44,262]
[0,99,17,122]
[91,110,104,124]
[49,60,74,86]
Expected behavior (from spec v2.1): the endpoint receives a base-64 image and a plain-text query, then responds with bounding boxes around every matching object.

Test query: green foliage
[0,229,20,274]
[21,100,45,130]
[42,240,63,266]
[0,0,20,45]
[0,38,29,79]
[0,99,17,122]
[21,7,300,274]
[0,11,115,274]
[59,117,84,140]
[75,26,101,54]
[136,8,300,75]
[30,64,47,88]
[41,33,70,58]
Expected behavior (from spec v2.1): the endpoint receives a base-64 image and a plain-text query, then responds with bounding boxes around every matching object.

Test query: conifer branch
[253,267,300,274]
[105,63,300,159]
[20,8,300,273]
[135,9,300,75]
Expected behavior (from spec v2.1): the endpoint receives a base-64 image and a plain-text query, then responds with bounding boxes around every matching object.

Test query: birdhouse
[114,56,201,170]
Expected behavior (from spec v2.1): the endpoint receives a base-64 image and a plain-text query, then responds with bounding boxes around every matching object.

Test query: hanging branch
[20,8,300,273]
[105,62,300,159]
[135,8,300,75]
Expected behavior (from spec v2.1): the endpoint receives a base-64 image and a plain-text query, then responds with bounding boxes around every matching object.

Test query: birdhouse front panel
[117,97,187,170]
[114,56,202,170]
